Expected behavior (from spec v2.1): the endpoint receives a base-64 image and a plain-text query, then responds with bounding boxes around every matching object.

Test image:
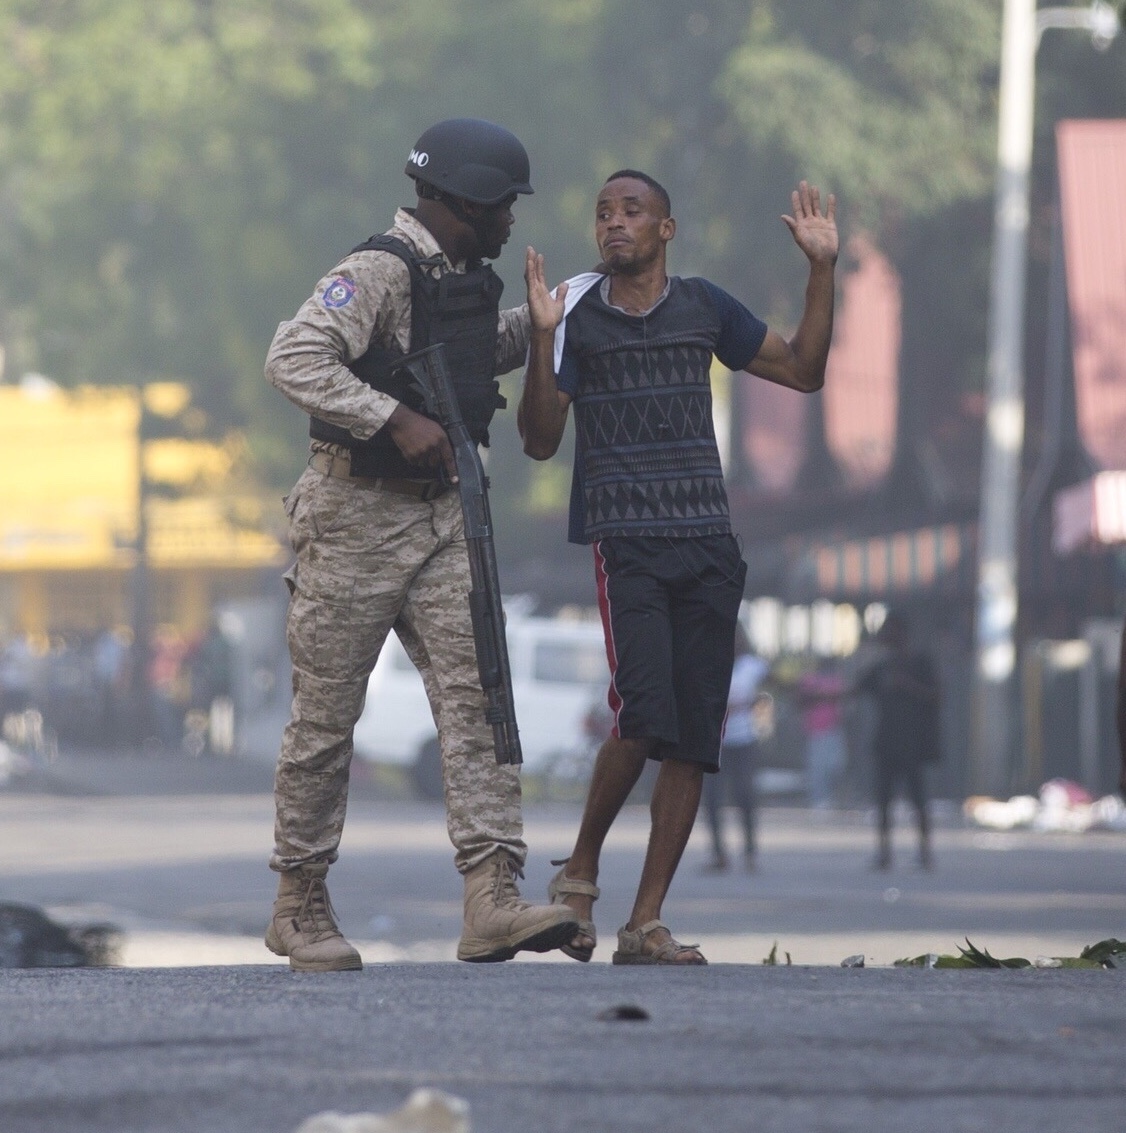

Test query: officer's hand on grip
[386,403,458,482]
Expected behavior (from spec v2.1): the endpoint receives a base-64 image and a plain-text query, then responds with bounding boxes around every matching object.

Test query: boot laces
[492,856,530,910]
[294,875,342,940]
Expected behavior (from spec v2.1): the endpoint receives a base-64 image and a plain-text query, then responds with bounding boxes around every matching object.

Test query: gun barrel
[398,343,523,766]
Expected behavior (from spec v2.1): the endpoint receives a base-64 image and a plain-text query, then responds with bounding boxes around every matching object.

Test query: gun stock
[394,345,522,765]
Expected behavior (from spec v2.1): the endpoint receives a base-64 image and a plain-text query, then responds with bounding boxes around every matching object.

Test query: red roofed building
[1048,120,1126,550]
[718,120,1126,797]
[823,234,900,491]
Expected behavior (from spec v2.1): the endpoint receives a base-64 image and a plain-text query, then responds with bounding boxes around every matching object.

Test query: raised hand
[782,181,838,267]
[524,246,569,333]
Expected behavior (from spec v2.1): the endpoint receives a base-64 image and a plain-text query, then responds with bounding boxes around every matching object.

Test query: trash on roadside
[0,901,122,968]
[964,779,1126,833]
[840,954,865,968]
[295,1088,470,1133]
[894,937,1126,970]
[596,1003,650,1021]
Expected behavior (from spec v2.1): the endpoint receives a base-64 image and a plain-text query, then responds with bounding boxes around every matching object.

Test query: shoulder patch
[322,277,356,309]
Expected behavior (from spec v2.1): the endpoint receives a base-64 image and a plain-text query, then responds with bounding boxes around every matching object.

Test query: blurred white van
[353,609,610,797]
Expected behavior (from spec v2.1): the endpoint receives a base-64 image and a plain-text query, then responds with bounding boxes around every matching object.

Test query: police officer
[264,119,578,970]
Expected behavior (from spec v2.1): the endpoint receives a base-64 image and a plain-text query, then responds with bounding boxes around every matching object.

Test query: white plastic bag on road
[295,1088,470,1133]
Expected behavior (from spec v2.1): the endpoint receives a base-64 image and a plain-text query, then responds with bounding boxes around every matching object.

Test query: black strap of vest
[348,235,444,335]
[308,234,504,480]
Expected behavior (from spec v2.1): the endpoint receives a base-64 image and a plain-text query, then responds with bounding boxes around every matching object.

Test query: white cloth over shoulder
[549,272,604,372]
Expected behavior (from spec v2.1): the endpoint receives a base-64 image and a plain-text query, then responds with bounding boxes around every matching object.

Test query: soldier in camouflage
[263,119,578,971]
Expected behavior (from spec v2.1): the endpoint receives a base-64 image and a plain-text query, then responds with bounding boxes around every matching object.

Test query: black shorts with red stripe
[592,534,747,771]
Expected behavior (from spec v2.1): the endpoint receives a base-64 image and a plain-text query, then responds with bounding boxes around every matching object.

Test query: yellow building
[0,379,285,638]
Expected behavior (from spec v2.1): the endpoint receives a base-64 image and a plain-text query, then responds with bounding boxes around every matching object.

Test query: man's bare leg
[554,736,653,951]
[624,757,705,961]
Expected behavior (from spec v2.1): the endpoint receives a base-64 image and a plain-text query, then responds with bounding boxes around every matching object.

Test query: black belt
[308,451,448,500]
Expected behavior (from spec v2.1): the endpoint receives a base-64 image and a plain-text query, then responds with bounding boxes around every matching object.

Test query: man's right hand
[385,403,457,482]
[525,246,567,333]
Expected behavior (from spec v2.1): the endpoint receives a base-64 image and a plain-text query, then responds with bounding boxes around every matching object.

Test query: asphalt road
[0,750,1124,1132]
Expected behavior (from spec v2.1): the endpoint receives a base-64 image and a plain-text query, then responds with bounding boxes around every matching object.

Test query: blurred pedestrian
[186,618,234,756]
[519,170,837,963]
[853,611,940,870]
[798,658,847,812]
[92,627,130,746]
[148,625,189,750]
[701,624,768,872]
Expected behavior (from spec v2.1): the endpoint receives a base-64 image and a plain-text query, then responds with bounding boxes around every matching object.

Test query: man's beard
[605,252,642,275]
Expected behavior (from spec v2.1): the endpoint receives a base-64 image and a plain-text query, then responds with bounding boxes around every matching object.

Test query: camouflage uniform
[266,208,530,875]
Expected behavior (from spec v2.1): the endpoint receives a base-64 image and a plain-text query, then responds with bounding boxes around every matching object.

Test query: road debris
[894,937,1126,969]
[964,779,1126,833]
[0,901,122,967]
[295,1088,470,1133]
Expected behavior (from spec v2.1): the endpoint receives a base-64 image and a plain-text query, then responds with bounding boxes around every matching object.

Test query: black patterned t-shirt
[557,277,767,544]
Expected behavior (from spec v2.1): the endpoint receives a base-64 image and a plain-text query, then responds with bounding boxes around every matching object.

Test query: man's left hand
[782,181,838,266]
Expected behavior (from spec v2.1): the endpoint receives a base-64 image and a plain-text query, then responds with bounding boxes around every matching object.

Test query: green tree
[0,0,415,480]
[1,0,1123,539]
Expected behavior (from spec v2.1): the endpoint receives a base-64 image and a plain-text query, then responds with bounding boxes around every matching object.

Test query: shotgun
[394,343,522,765]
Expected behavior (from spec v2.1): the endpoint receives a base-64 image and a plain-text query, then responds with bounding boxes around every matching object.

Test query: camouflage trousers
[271,464,526,875]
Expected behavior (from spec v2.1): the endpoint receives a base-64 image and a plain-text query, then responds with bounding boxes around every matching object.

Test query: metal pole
[971,0,1036,797]
[970,2,1120,796]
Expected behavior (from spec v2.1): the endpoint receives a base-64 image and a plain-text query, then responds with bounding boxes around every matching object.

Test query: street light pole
[971,1,1121,796]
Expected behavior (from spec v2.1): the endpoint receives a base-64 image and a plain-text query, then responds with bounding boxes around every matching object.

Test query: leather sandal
[547,858,600,962]
[611,919,707,966]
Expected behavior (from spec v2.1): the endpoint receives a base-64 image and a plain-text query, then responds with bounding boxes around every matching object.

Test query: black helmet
[405,118,533,206]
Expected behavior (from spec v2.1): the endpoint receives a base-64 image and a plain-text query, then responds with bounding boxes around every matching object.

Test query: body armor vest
[309,234,506,480]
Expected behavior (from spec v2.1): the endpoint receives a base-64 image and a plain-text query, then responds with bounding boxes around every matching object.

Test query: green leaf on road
[894,938,1126,969]
[763,942,792,966]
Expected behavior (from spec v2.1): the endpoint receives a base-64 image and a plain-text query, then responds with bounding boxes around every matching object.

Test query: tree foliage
[0,0,1123,505]
[0,0,395,465]
[718,1,1000,231]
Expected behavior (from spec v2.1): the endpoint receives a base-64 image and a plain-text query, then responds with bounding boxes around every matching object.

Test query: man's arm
[265,252,454,477]
[495,304,532,375]
[745,181,838,393]
[517,247,572,461]
[264,253,405,434]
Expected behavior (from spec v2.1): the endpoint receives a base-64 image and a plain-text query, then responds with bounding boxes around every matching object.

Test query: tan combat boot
[457,852,580,963]
[265,862,362,972]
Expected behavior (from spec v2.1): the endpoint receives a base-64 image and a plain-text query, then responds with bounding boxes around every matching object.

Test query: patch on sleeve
[322,277,356,309]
